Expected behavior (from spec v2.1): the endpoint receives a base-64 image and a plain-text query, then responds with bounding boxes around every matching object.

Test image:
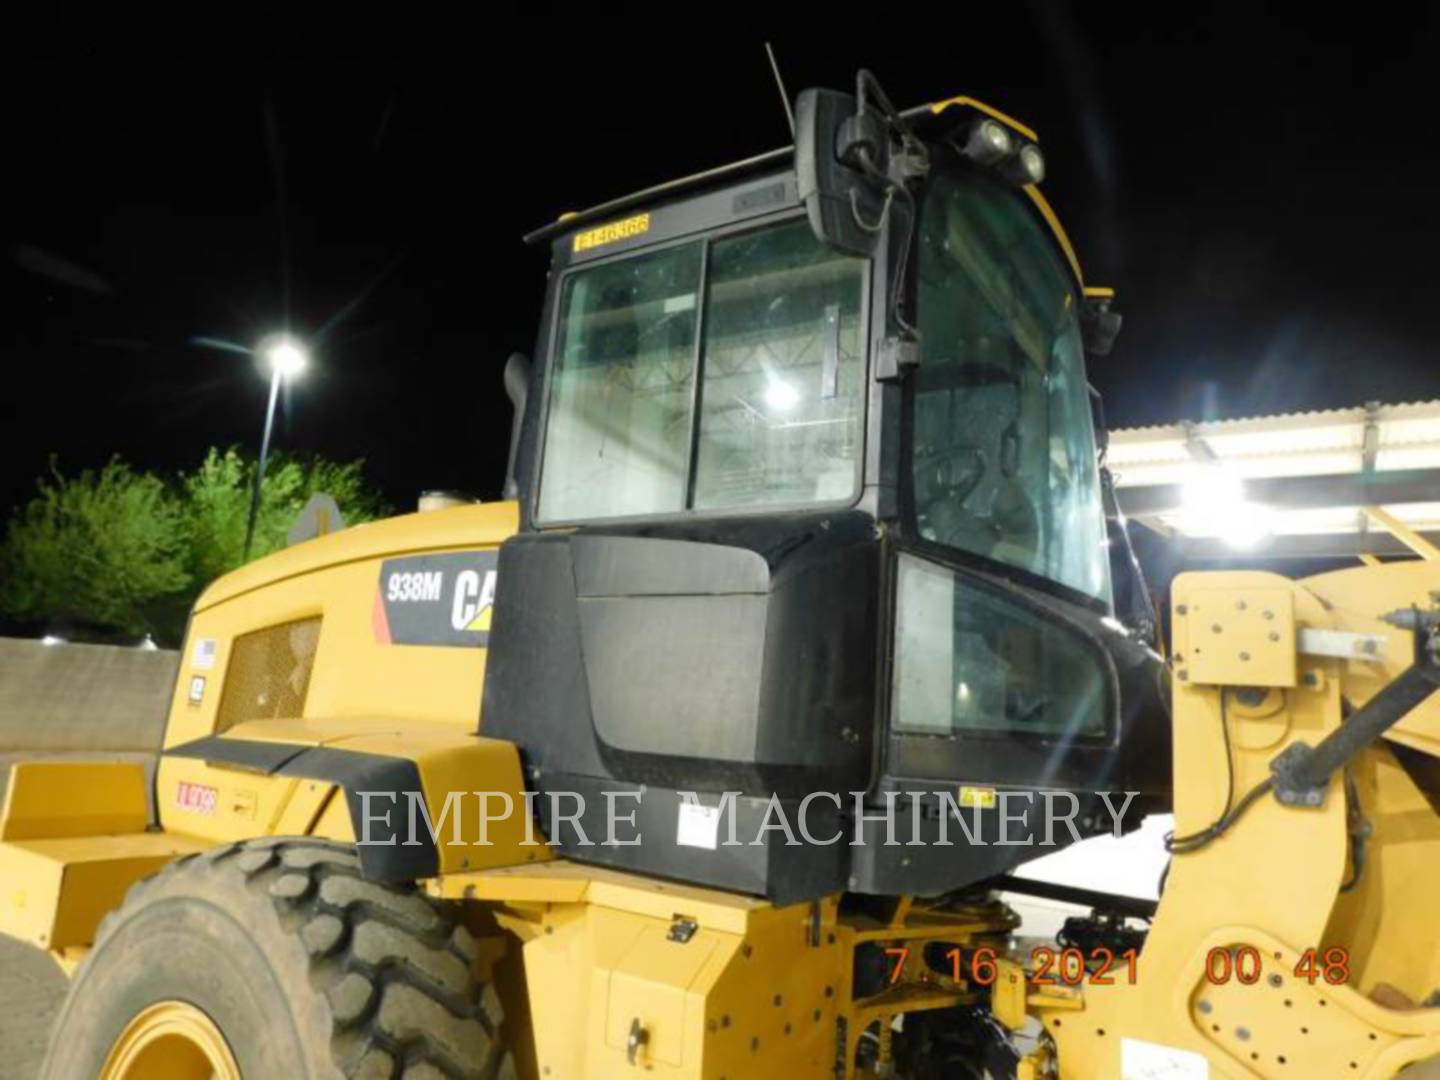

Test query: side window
[214,617,321,733]
[693,220,866,509]
[892,555,1108,740]
[536,218,868,524]
[537,243,703,522]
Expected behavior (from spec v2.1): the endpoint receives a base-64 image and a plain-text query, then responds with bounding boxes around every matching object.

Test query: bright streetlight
[266,339,307,378]
[243,335,310,560]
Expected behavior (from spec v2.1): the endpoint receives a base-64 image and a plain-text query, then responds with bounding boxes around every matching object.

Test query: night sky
[7,9,1440,522]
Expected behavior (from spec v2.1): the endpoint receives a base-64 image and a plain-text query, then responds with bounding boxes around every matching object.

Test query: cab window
[911,169,1111,602]
[537,218,866,523]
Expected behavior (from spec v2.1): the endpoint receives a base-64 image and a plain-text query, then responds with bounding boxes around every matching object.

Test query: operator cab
[483,77,1169,903]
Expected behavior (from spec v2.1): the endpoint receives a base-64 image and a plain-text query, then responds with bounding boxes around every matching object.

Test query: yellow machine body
[0,495,1017,1079]
[153,498,538,862]
[428,862,1017,1079]
[0,501,541,959]
[1024,563,1440,1078]
[3,497,1440,1077]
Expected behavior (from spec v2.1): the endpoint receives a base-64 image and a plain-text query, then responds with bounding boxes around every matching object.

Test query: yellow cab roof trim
[1021,184,1086,291]
[930,95,1110,298]
[929,95,1039,142]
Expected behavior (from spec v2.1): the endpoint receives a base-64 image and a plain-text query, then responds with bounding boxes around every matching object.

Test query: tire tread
[59,837,508,1080]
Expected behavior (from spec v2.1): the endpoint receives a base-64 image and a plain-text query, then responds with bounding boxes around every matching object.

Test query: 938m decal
[373,551,499,648]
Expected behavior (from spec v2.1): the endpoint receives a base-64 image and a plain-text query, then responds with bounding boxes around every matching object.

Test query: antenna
[764,42,796,137]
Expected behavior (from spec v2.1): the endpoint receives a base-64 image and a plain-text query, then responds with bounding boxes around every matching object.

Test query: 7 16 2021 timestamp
[882,944,1353,989]
[883,945,1140,987]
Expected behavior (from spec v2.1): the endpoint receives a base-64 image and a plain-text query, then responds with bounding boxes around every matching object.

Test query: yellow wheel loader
[3,70,1439,1078]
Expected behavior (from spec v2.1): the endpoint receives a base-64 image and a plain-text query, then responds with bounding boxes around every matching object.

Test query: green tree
[0,448,388,644]
[180,447,387,584]
[0,458,191,637]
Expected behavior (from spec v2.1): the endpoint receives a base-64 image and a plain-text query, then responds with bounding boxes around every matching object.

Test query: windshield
[537,219,866,522]
[910,167,1111,603]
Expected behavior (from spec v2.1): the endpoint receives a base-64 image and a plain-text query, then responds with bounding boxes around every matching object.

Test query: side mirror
[794,88,891,257]
[502,352,531,500]
[1082,297,1123,357]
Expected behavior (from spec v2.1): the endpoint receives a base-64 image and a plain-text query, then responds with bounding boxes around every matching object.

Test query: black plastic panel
[480,513,1171,902]
[845,787,1158,897]
[479,535,607,781]
[580,593,768,761]
[571,535,769,596]
[481,512,881,901]
[537,773,847,904]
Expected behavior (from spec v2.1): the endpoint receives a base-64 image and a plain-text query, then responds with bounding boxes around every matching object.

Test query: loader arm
[1023,563,1440,1078]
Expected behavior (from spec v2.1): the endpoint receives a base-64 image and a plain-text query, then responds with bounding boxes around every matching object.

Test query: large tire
[43,837,513,1079]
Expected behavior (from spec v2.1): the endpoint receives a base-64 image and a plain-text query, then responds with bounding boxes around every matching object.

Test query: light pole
[243,336,308,560]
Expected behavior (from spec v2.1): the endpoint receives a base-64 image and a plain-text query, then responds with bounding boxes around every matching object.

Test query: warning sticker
[193,637,218,669]
[374,551,499,648]
[175,781,218,816]
[959,785,997,809]
[677,802,721,850]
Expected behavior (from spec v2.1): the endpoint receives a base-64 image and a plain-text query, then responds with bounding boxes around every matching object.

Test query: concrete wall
[0,637,176,806]
[0,640,179,1078]
[0,637,175,751]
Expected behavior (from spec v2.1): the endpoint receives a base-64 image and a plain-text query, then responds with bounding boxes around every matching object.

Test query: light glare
[1181,469,1272,550]
[764,379,799,412]
[266,340,308,378]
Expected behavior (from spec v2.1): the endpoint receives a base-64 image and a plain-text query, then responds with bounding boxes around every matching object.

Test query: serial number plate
[573,212,650,253]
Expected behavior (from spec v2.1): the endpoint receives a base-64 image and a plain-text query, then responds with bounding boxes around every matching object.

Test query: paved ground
[0,936,66,1080]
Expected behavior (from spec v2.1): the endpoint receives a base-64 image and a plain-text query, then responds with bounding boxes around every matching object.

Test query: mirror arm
[856,69,917,145]
[1090,383,1158,646]
[502,352,531,501]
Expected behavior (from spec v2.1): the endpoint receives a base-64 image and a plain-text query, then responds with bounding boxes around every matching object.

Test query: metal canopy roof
[1108,401,1440,558]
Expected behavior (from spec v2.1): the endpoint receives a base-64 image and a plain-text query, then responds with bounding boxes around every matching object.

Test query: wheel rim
[101,1000,241,1080]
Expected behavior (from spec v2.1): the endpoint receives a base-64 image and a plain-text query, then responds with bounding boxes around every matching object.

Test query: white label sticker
[193,638,218,670]
[1121,1038,1209,1079]
[676,802,721,850]
[188,675,206,704]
